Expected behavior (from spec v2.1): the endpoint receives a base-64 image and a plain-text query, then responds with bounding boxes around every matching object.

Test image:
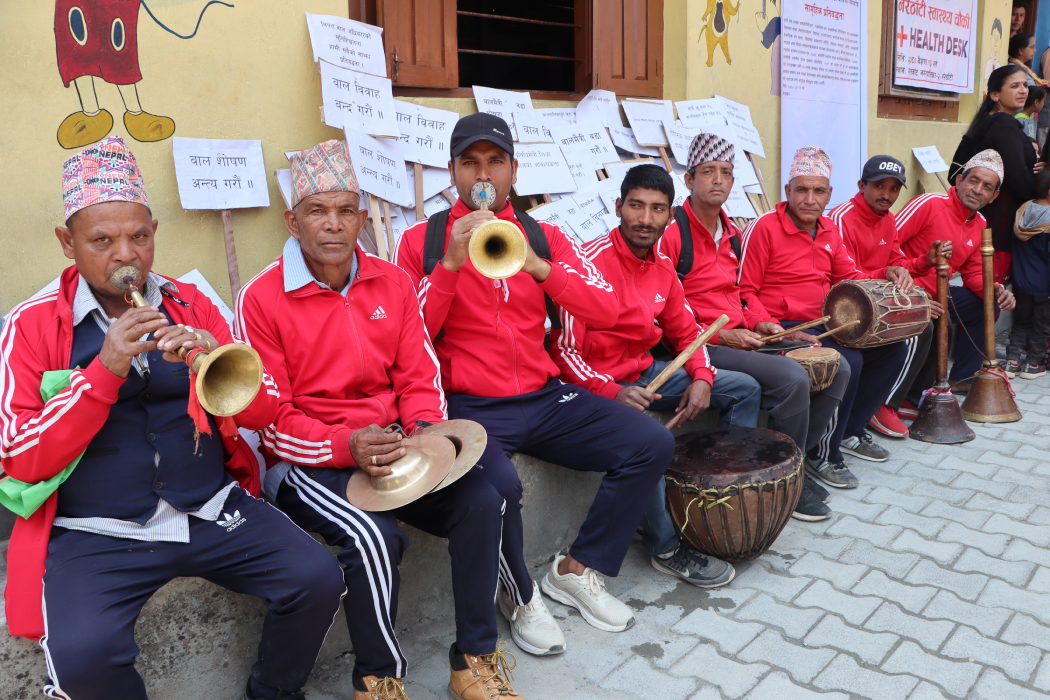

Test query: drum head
[785,347,840,362]
[667,428,800,490]
[824,282,873,344]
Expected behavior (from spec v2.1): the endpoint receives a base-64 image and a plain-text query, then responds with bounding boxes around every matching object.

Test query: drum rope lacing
[666,459,803,535]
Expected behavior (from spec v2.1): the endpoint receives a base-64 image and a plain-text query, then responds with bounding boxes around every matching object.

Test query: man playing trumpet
[1,136,347,700]
[236,140,518,700]
[396,114,673,656]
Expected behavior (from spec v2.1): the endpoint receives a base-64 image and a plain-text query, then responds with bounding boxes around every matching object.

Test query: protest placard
[305,13,387,77]
[274,169,292,209]
[675,98,730,130]
[393,101,458,167]
[405,163,454,205]
[514,144,577,196]
[725,184,758,219]
[573,191,612,241]
[603,158,655,187]
[530,197,585,239]
[514,110,554,143]
[550,121,619,173]
[172,137,269,210]
[912,146,949,173]
[536,108,577,125]
[607,125,661,157]
[621,100,670,146]
[320,62,399,138]
[714,95,765,158]
[344,128,412,207]
[473,85,534,139]
[576,89,619,127]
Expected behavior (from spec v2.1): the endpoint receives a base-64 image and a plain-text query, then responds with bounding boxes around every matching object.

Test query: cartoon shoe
[57,110,114,149]
[124,111,176,142]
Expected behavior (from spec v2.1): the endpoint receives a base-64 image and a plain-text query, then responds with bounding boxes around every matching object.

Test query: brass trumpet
[110,265,264,417]
[467,181,528,279]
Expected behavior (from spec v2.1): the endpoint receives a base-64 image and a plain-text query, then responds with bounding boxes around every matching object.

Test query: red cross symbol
[897,26,909,47]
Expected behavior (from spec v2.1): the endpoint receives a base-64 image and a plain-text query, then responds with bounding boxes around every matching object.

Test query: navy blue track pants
[276,465,504,680]
[39,487,346,700]
[448,380,674,606]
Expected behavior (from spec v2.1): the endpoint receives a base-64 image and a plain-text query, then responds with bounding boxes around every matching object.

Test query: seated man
[658,134,849,519]
[396,114,672,655]
[550,164,753,586]
[829,156,946,435]
[1,136,346,700]
[738,147,909,488]
[236,141,520,700]
[896,150,1017,393]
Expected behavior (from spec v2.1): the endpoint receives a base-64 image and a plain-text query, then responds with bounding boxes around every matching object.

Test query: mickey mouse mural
[55,1,233,149]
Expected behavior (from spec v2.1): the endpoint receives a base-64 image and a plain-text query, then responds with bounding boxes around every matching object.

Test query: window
[366,0,663,98]
[877,0,960,121]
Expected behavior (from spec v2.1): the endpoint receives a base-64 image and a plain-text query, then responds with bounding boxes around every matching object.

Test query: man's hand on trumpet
[98,305,167,378]
[441,209,494,273]
[155,324,219,364]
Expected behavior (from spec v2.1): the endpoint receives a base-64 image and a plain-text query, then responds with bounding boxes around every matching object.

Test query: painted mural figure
[701,0,739,66]
[54,1,231,150]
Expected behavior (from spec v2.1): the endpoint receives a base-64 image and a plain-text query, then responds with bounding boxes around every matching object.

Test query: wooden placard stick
[645,315,730,394]
[934,172,950,193]
[658,146,674,174]
[542,194,553,204]
[368,193,388,260]
[596,169,607,181]
[747,152,772,212]
[747,192,768,215]
[528,195,539,208]
[756,316,831,343]
[380,199,397,257]
[413,163,425,219]
[442,188,457,204]
[220,209,242,300]
[360,220,379,256]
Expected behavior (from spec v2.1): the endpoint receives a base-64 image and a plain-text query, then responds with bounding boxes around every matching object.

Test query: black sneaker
[805,474,831,503]
[792,481,832,521]
[1001,359,1021,378]
[651,542,736,588]
[1021,362,1046,380]
[806,456,860,488]
[840,432,889,463]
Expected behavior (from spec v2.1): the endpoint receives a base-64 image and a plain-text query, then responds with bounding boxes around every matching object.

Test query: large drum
[785,347,840,392]
[823,280,930,348]
[665,428,803,563]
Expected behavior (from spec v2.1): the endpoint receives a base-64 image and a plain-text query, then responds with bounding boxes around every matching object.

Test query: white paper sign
[550,121,619,173]
[577,89,620,128]
[473,85,533,140]
[423,192,457,217]
[607,125,661,157]
[572,192,612,241]
[405,163,454,205]
[513,144,577,196]
[725,186,758,219]
[666,125,702,167]
[393,101,458,167]
[675,99,730,129]
[177,269,234,326]
[577,177,624,216]
[714,95,765,158]
[320,62,398,138]
[513,110,554,143]
[171,137,269,210]
[275,169,292,209]
[344,129,412,207]
[305,13,387,78]
[621,100,670,147]
[603,158,655,187]
[912,146,949,173]
[530,198,584,239]
[536,108,577,125]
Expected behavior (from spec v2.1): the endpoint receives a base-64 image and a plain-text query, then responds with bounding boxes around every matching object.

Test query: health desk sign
[893,0,977,93]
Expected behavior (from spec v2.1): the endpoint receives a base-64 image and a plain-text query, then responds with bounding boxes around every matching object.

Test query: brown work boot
[447,641,525,699]
[352,674,409,700]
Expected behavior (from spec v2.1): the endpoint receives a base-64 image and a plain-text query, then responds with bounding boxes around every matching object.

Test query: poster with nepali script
[172,138,269,210]
[893,0,977,93]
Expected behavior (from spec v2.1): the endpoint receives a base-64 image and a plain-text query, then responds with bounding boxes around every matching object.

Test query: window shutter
[593,0,663,98]
[377,0,457,88]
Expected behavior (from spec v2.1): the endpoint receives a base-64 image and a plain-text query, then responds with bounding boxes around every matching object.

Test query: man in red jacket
[550,164,753,587]
[0,136,345,700]
[738,147,910,489]
[658,134,849,520]
[829,155,945,438]
[396,114,672,656]
[236,140,521,700]
[896,149,1017,393]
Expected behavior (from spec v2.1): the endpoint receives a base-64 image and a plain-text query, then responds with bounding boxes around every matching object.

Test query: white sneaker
[540,554,635,633]
[498,581,566,656]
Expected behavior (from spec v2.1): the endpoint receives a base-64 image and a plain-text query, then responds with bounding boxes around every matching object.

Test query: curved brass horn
[466,181,528,280]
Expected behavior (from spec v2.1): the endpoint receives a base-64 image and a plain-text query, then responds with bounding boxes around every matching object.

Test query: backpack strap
[673,206,693,282]
[423,209,452,275]
[515,210,561,331]
[728,221,742,260]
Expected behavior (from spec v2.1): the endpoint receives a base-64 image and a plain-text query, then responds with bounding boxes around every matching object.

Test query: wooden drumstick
[813,320,860,340]
[756,316,831,343]
[645,315,730,394]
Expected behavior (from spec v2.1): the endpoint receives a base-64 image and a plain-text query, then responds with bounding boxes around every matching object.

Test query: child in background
[1006,169,1050,379]
[1017,86,1046,144]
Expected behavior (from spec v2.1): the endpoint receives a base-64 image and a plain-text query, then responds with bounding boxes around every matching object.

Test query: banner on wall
[893,0,978,93]
[780,0,866,210]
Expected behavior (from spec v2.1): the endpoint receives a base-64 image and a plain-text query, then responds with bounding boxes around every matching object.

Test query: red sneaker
[869,405,909,438]
[897,400,919,420]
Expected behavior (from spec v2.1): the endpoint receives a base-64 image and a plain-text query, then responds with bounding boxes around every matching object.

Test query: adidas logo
[879,239,887,245]
[558,392,579,403]
[217,510,246,532]
[966,239,973,247]
[654,293,667,304]
[370,306,387,320]
[824,243,833,252]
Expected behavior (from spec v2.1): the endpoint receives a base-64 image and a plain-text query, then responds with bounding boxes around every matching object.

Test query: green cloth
[0,370,85,518]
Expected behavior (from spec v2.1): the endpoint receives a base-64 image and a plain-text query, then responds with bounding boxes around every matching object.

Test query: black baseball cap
[450,113,515,158]
[861,155,907,187]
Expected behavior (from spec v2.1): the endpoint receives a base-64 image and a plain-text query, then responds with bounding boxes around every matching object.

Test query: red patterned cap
[288,140,360,207]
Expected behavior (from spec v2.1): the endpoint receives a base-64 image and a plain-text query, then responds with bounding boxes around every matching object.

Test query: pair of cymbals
[345,420,488,512]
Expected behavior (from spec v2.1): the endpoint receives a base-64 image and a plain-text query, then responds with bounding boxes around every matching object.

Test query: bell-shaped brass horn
[466,182,528,280]
[110,264,265,417]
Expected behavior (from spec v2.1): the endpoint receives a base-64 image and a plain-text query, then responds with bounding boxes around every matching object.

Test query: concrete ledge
[0,409,722,699]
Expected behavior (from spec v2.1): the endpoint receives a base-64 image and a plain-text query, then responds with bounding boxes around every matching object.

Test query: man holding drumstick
[658,134,850,520]
[549,163,752,587]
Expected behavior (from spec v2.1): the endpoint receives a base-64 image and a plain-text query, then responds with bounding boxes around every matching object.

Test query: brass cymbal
[345,434,457,512]
[418,420,488,491]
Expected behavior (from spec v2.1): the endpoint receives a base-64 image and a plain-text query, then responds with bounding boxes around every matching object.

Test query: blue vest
[57,307,229,523]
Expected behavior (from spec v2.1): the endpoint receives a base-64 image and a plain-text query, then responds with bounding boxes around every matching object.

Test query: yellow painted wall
[0,0,1013,312]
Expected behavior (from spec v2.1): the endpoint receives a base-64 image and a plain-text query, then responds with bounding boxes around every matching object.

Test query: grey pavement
[302,372,1050,700]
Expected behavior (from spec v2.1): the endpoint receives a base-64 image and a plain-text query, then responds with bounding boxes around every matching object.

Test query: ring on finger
[371,455,377,466]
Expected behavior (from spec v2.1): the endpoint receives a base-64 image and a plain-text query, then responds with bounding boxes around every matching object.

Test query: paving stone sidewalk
[305,372,1050,700]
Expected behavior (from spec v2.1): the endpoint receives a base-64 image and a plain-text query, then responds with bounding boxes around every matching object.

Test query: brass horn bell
[467,181,528,280]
